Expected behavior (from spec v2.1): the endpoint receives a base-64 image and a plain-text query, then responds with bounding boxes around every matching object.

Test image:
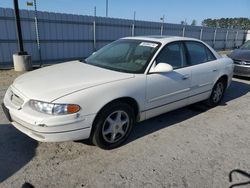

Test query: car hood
[12,61,134,102]
[229,49,250,61]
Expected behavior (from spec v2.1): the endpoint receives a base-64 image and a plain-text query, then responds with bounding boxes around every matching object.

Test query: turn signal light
[67,104,80,113]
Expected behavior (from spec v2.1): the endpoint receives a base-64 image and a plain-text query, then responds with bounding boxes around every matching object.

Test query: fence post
[93,6,96,51]
[131,11,136,36]
[33,0,42,67]
[182,26,185,37]
[246,30,250,41]
[199,28,203,40]
[160,15,165,36]
[225,30,229,50]
[213,28,217,48]
[160,24,163,36]
[131,23,135,37]
[234,31,238,48]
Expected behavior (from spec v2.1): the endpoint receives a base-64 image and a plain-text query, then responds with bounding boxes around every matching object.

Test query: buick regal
[2,36,234,149]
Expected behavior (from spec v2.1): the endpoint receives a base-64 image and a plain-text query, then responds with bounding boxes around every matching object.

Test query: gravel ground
[0,69,250,188]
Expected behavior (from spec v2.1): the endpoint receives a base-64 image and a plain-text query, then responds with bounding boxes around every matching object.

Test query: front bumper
[234,64,250,77]
[10,119,92,142]
[2,86,95,142]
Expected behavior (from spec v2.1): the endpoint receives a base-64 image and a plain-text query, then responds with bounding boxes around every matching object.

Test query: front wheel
[91,102,135,149]
[205,79,226,107]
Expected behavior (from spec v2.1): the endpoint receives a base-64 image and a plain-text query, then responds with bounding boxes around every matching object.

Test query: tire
[91,102,135,149]
[205,79,226,107]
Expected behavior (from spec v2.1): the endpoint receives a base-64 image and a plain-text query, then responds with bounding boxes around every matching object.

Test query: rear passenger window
[206,48,216,61]
[156,42,186,69]
[185,41,216,65]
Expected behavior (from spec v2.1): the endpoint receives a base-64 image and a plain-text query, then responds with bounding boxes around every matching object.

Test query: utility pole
[13,0,26,55]
[13,0,32,71]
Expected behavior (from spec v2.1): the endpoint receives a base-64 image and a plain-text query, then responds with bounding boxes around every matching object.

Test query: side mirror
[150,62,173,73]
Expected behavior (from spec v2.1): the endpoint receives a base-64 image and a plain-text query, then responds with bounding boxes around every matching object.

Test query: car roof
[122,35,201,45]
[122,35,221,59]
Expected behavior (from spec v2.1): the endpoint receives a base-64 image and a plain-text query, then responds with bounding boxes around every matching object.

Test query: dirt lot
[0,69,250,188]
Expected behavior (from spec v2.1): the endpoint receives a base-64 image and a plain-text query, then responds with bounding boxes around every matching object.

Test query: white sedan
[2,36,234,149]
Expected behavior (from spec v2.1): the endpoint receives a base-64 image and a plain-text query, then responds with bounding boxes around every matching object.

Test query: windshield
[85,39,160,73]
[240,40,250,50]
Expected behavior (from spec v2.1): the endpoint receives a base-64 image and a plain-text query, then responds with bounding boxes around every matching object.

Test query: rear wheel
[205,79,226,107]
[91,102,135,149]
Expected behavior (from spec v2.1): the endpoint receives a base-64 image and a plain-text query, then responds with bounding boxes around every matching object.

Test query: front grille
[234,65,250,74]
[9,90,24,108]
[233,59,250,66]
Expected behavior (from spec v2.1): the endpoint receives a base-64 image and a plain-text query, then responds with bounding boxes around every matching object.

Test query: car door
[184,41,219,104]
[145,42,192,119]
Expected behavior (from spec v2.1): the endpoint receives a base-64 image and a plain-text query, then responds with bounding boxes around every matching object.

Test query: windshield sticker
[139,42,158,48]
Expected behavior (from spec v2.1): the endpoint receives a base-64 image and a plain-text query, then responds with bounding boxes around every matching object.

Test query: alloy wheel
[212,82,224,103]
[102,110,130,143]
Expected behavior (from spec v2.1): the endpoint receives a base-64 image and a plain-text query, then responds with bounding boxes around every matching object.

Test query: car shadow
[0,124,38,183]
[126,79,250,145]
[224,79,250,103]
[233,75,250,81]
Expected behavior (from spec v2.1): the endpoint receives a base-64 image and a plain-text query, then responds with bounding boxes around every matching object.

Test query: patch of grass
[218,50,232,56]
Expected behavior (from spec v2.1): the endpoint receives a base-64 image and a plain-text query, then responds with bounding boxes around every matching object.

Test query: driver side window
[155,42,186,69]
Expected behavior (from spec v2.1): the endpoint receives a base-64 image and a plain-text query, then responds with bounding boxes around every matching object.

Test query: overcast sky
[0,0,250,25]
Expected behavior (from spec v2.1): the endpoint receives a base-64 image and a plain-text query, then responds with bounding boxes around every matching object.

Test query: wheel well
[90,97,140,139]
[101,97,140,119]
[218,75,228,87]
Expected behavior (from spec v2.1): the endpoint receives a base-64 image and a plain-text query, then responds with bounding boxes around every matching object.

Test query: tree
[202,18,250,29]
[191,19,197,26]
[202,18,216,27]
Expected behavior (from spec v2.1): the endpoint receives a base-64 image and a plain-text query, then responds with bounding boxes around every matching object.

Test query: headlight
[29,100,80,115]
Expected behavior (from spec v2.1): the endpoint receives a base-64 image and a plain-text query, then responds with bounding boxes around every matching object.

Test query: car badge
[240,61,246,65]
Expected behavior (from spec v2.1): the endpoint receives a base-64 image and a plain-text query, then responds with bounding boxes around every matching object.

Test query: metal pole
[225,30,229,50]
[33,0,42,67]
[160,15,165,36]
[93,6,96,51]
[131,11,136,36]
[106,0,108,17]
[13,0,27,54]
[234,31,238,48]
[213,28,217,48]
[199,28,203,40]
[182,26,185,37]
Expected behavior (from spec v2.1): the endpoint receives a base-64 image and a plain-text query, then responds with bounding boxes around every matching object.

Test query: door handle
[213,69,218,72]
[182,74,190,80]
